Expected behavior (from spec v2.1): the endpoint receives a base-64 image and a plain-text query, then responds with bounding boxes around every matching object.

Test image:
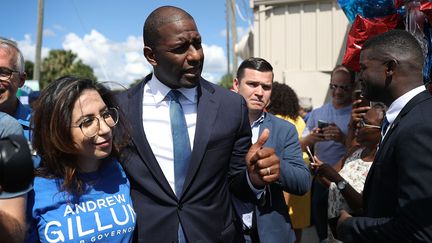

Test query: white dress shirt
[236,112,266,229]
[143,74,263,202]
[382,85,425,138]
[142,75,197,195]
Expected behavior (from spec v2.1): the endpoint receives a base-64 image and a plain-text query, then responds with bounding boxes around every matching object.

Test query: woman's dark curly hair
[32,76,129,198]
[267,82,300,120]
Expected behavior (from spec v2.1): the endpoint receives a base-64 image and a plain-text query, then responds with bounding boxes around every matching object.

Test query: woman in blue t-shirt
[27,76,135,242]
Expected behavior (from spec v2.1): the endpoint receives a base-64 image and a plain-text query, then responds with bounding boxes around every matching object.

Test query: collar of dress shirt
[386,85,425,124]
[251,112,266,128]
[146,74,198,104]
[14,99,31,128]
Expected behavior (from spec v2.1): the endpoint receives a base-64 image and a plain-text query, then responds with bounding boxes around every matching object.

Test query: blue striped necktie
[167,90,191,197]
[167,90,190,243]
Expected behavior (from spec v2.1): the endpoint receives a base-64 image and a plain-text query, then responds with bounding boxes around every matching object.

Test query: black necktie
[381,116,390,138]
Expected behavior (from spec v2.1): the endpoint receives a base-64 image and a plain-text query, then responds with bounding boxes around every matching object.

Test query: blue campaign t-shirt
[28,160,136,243]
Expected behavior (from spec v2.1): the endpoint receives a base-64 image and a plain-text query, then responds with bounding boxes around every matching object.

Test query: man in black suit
[337,29,432,242]
[116,6,280,242]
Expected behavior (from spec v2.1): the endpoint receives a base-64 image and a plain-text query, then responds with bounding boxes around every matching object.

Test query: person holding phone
[344,90,372,149]
[300,65,355,242]
[309,103,385,242]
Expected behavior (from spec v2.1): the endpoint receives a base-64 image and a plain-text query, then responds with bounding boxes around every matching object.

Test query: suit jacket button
[178,204,183,210]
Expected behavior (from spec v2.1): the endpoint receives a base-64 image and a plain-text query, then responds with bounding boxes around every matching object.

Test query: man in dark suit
[232,57,311,243]
[116,6,281,242]
[337,29,432,242]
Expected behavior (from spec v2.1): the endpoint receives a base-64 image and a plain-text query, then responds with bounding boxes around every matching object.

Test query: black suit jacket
[116,75,254,243]
[339,90,432,242]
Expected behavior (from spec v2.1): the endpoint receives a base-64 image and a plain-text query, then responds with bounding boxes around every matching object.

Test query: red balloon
[342,14,400,71]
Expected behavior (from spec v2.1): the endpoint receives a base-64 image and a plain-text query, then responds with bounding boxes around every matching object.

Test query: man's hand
[351,100,371,124]
[245,128,280,188]
[300,128,324,151]
[322,124,345,143]
[337,209,352,227]
[309,156,323,174]
[0,194,27,243]
[310,156,341,182]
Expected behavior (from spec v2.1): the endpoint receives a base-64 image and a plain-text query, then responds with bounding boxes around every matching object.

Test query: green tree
[218,73,234,89]
[25,60,34,80]
[40,50,97,89]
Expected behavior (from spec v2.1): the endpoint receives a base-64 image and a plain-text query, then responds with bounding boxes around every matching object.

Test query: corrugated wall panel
[317,1,333,70]
[286,5,301,71]
[270,6,287,77]
[333,3,350,64]
[253,0,348,72]
[301,3,318,70]
[252,0,349,107]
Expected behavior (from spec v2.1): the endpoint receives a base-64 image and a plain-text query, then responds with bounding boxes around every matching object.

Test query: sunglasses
[358,120,381,129]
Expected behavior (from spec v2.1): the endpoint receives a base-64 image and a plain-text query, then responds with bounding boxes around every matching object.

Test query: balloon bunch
[340,0,432,84]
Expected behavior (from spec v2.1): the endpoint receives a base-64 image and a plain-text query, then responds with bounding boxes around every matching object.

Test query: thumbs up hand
[246,128,280,188]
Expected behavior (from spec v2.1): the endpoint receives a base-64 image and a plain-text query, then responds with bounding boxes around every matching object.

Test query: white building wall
[252,0,349,108]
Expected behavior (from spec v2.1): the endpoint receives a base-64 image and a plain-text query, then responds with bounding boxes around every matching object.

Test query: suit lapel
[181,79,220,196]
[126,76,176,199]
[259,113,272,147]
[363,90,432,201]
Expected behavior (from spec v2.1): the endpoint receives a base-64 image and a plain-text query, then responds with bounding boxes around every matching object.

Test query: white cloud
[202,44,227,83]
[15,34,50,62]
[201,72,216,83]
[14,30,228,87]
[53,24,66,32]
[203,44,226,73]
[43,29,56,37]
[219,26,251,40]
[62,30,151,87]
[237,26,250,40]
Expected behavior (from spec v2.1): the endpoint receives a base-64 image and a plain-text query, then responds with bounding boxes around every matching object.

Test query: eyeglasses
[358,119,381,129]
[329,83,352,92]
[0,67,19,81]
[71,107,119,137]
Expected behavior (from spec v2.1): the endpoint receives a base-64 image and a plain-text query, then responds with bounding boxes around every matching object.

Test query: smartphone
[359,97,370,107]
[306,146,316,164]
[353,90,370,107]
[353,89,362,100]
[317,120,329,131]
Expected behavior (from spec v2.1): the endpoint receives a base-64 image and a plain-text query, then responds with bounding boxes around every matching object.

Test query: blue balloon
[423,23,432,84]
[338,0,397,22]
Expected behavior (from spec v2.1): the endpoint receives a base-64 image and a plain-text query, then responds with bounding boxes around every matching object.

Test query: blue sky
[1,0,253,86]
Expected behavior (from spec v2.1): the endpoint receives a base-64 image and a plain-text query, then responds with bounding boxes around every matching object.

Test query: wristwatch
[337,180,347,191]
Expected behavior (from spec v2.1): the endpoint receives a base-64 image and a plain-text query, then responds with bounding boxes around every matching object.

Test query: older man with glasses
[0,37,31,141]
[300,64,355,242]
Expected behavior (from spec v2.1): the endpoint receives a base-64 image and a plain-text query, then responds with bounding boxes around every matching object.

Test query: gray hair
[0,37,25,74]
